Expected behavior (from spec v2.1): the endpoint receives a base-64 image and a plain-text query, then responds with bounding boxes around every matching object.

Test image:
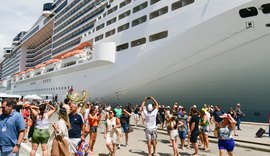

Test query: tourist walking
[215,113,236,156]
[178,107,188,150]
[88,106,101,153]
[189,107,200,156]
[159,105,166,129]
[30,102,56,156]
[199,110,210,151]
[113,104,122,149]
[68,102,85,156]
[120,107,132,147]
[0,99,25,156]
[141,96,159,156]
[133,105,140,127]
[168,116,180,156]
[235,103,245,130]
[104,109,121,156]
[50,106,72,156]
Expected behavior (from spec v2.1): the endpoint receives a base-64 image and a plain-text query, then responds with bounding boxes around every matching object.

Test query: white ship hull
[10,0,270,122]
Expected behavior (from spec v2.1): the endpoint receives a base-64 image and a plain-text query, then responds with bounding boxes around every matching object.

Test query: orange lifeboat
[25,68,34,73]
[61,50,82,59]
[35,63,46,69]
[14,73,20,77]
[19,71,26,75]
[45,58,60,65]
[75,42,92,50]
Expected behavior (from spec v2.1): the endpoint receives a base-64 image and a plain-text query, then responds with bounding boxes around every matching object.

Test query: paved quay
[19,115,270,156]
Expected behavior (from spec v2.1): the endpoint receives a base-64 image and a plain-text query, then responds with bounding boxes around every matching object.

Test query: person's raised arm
[123,109,131,117]
[30,105,38,117]
[141,97,147,110]
[47,103,56,118]
[150,96,159,109]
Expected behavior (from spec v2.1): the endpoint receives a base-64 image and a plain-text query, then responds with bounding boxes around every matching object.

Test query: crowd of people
[0,96,246,156]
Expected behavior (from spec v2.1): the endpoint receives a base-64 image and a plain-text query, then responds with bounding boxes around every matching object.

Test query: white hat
[193,105,197,108]
[147,104,153,111]
[179,105,183,109]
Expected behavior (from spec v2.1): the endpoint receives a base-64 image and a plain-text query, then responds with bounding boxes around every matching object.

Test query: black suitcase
[255,128,265,137]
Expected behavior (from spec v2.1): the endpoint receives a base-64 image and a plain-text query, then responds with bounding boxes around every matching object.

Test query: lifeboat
[25,68,35,78]
[60,50,83,68]
[34,63,46,76]
[45,58,60,65]
[44,59,61,73]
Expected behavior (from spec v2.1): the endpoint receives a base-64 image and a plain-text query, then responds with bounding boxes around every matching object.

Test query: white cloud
[0,0,53,58]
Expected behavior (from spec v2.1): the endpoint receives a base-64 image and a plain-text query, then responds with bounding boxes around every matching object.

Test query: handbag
[214,127,219,138]
[127,126,133,133]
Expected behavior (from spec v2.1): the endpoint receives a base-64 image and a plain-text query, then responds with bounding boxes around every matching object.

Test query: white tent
[0,93,21,98]
[24,94,42,100]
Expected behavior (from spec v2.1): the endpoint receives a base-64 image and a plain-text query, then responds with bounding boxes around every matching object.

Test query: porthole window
[149,31,168,42]
[150,6,168,19]
[106,17,117,26]
[262,3,270,14]
[239,7,258,18]
[118,23,130,32]
[120,0,131,8]
[132,15,147,27]
[131,38,146,47]
[133,1,148,14]
[96,23,105,31]
[119,10,131,20]
[116,43,129,51]
[105,29,116,37]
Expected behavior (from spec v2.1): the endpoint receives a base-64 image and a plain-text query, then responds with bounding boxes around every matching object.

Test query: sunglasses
[1,106,5,109]
[109,111,113,114]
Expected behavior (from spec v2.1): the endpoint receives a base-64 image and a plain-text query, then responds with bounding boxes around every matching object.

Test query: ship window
[133,1,148,14]
[149,30,168,42]
[262,3,270,14]
[116,43,129,51]
[107,6,118,15]
[239,7,258,18]
[132,15,147,27]
[119,10,131,20]
[131,38,146,47]
[96,23,105,31]
[95,34,104,42]
[150,0,161,5]
[45,68,54,73]
[120,0,131,8]
[118,23,130,32]
[105,29,116,37]
[35,72,41,76]
[150,6,168,19]
[172,0,194,11]
[106,17,117,26]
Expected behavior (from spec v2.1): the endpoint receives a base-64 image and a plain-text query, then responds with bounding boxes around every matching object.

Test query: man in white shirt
[141,96,159,156]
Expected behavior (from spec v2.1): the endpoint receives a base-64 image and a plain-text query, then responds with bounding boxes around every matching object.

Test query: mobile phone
[147,97,151,100]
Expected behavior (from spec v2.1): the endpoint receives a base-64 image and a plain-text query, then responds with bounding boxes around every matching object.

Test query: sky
[0,0,53,59]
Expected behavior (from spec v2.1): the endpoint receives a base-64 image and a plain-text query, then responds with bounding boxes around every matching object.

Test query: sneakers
[125,144,128,148]
[117,144,120,149]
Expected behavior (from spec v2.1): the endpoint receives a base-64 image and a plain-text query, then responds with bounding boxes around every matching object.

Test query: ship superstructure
[1,0,270,122]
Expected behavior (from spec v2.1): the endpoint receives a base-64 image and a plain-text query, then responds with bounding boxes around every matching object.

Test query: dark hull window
[239,7,258,18]
[262,3,270,14]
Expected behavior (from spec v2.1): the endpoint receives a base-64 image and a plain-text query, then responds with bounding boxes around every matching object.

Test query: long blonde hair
[59,107,70,129]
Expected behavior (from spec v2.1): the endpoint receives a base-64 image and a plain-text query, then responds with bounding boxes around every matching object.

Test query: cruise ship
[1,0,270,122]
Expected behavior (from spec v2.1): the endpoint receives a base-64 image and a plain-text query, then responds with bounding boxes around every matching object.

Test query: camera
[147,97,151,100]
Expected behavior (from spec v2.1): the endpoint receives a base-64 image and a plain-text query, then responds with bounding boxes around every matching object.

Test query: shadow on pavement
[98,153,109,156]
[129,149,148,155]
[158,139,171,144]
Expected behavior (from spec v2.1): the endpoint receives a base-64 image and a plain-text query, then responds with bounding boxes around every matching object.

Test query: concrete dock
[19,116,270,156]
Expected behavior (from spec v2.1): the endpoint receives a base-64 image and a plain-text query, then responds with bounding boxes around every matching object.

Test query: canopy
[24,94,42,100]
[0,93,21,98]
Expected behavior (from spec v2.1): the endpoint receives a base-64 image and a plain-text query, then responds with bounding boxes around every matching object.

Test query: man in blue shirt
[68,102,85,155]
[0,99,25,156]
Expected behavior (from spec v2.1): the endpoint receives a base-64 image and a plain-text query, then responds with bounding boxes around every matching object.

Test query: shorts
[145,128,157,141]
[200,125,210,134]
[90,126,98,133]
[134,114,139,120]
[218,138,235,152]
[170,130,178,140]
[160,116,165,123]
[190,131,199,143]
[32,128,50,144]
[106,132,117,145]
[69,138,81,153]
[121,123,129,133]
[178,129,188,140]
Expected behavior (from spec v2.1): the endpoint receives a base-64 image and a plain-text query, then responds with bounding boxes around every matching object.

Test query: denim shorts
[178,129,187,140]
[121,123,129,133]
